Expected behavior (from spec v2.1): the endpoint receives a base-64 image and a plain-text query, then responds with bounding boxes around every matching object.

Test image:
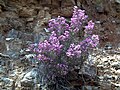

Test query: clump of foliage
[29,6,99,82]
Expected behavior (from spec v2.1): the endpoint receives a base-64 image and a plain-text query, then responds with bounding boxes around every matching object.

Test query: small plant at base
[29,6,99,83]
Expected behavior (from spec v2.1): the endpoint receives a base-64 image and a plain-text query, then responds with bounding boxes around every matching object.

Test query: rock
[111,82,120,89]
[62,0,74,7]
[95,21,101,24]
[0,6,2,13]
[5,51,19,59]
[103,74,113,80]
[34,7,51,33]
[41,0,59,7]
[111,62,120,70]
[79,64,97,77]
[21,80,34,87]
[100,82,112,90]
[1,11,18,18]
[0,77,14,90]
[116,87,120,90]
[0,18,11,34]
[0,66,5,75]
[82,86,98,90]
[115,0,120,4]
[0,41,6,52]
[20,68,38,89]
[116,27,120,35]
[26,22,34,32]
[19,7,37,18]
[33,31,49,43]
[0,0,6,8]
[8,18,25,31]
[104,43,113,50]
[0,53,10,58]
[60,7,73,17]
[95,3,104,13]
[0,81,5,87]
[5,38,22,52]
[15,73,26,88]
[97,65,104,69]
[18,32,34,42]
[27,0,38,5]
[22,68,38,80]
[9,71,17,80]
[99,76,104,80]
[51,6,73,17]
[116,69,120,74]
[27,18,34,22]
[7,29,19,39]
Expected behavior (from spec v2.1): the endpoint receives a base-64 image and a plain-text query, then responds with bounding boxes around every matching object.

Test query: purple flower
[38,40,51,52]
[72,6,88,20]
[70,6,88,33]
[58,35,66,41]
[48,16,69,33]
[66,43,81,58]
[28,43,37,51]
[29,6,99,79]
[86,20,95,29]
[56,63,68,75]
[90,34,99,47]
[49,34,59,45]
[80,35,99,49]
[48,31,63,53]
[37,54,49,61]
[73,28,79,32]
[79,37,92,52]
[58,31,70,41]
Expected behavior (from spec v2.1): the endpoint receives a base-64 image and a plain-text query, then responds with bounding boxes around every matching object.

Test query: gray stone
[7,29,19,39]
[115,0,120,4]
[0,19,5,30]
[95,3,104,13]
[20,68,38,89]
[79,64,97,77]
[0,66,5,75]
[5,51,19,59]
[116,27,120,35]
[0,53,10,58]
[8,18,25,31]
[33,32,48,43]
[6,38,22,52]
[82,86,99,90]
[19,7,37,18]
[0,41,6,52]
[27,17,34,22]
[0,77,14,88]
[116,87,120,90]
[19,33,34,42]
[111,62,120,70]
[0,0,6,8]
[2,11,18,18]
[104,43,113,50]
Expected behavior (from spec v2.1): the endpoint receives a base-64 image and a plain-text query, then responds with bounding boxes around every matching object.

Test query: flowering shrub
[29,6,99,81]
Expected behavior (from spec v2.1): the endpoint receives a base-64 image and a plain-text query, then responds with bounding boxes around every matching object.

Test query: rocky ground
[92,48,120,90]
[0,0,120,90]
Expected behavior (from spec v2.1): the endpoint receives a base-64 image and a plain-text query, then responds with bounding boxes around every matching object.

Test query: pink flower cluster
[34,32,63,61]
[70,6,88,32]
[29,6,99,76]
[66,43,81,58]
[84,20,95,35]
[48,16,69,33]
[58,31,70,41]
